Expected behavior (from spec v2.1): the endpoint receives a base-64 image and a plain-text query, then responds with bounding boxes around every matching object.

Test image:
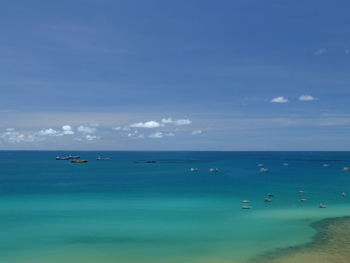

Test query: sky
[1,0,350,150]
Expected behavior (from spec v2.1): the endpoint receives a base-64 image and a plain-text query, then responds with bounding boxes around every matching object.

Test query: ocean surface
[1,151,350,263]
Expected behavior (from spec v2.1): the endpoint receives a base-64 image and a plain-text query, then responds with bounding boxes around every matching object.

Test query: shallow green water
[1,151,350,262]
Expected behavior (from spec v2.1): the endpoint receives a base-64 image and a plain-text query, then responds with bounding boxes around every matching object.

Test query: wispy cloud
[191,130,203,135]
[149,132,175,139]
[0,129,41,143]
[37,128,61,136]
[313,48,327,55]
[161,118,192,125]
[299,95,318,101]
[271,96,288,103]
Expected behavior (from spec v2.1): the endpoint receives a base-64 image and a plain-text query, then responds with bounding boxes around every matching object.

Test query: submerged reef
[250,216,350,263]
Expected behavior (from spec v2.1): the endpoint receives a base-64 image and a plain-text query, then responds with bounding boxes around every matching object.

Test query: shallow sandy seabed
[250,216,350,263]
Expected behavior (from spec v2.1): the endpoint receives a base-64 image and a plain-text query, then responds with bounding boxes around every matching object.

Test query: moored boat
[71,160,88,163]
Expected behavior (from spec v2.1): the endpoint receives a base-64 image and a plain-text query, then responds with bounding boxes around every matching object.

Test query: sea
[1,151,350,263]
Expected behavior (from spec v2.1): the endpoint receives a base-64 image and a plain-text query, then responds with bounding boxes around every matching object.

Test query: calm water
[1,151,350,263]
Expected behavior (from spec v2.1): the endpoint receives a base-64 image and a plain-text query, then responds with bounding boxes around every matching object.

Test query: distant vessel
[319,203,327,208]
[241,206,251,209]
[283,163,289,166]
[241,200,250,203]
[298,190,305,194]
[300,198,307,202]
[343,167,350,172]
[56,155,80,160]
[71,160,88,163]
[260,168,269,173]
[97,157,110,160]
[267,193,274,198]
[146,160,157,164]
[264,198,272,202]
[323,164,330,167]
[257,164,264,167]
[342,192,347,197]
[190,168,199,172]
[56,156,70,160]
[209,168,219,172]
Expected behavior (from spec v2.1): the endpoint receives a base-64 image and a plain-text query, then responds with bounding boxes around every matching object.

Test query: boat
[71,160,88,163]
[298,190,305,194]
[241,206,251,209]
[264,198,272,202]
[342,192,347,197]
[209,168,219,172]
[343,167,350,172]
[241,200,250,203]
[319,203,327,208]
[323,164,330,167]
[283,163,289,166]
[97,157,110,160]
[146,160,157,164]
[56,155,80,160]
[260,168,269,173]
[267,193,274,197]
[257,164,264,167]
[190,168,199,172]
[56,156,70,160]
[300,198,307,202]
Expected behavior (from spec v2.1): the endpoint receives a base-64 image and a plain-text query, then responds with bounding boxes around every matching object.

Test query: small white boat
[342,192,347,197]
[209,168,219,172]
[298,190,305,194]
[300,198,307,202]
[257,164,264,167]
[319,203,327,208]
[343,167,350,172]
[260,168,269,173]
[96,157,110,160]
[323,164,330,167]
[264,198,272,202]
[190,168,199,172]
[283,163,289,166]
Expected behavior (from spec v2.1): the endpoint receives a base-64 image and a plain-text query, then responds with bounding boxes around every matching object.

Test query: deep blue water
[1,151,350,263]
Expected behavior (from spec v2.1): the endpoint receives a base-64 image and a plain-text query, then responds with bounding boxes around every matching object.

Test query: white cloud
[191,130,203,135]
[161,118,192,125]
[127,129,145,139]
[130,121,162,128]
[85,134,98,141]
[77,125,96,134]
[161,118,173,124]
[313,48,326,55]
[299,95,318,101]
[0,130,41,143]
[37,128,61,136]
[149,132,164,139]
[62,125,74,135]
[175,119,192,125]
[149,132,175,139]
[112,126,121,131]
[271,96,288,103]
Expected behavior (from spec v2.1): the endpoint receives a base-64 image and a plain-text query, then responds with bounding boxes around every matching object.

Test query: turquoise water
[1,151,350,262]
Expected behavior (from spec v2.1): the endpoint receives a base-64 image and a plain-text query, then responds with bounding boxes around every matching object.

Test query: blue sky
[1,0,350,150]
